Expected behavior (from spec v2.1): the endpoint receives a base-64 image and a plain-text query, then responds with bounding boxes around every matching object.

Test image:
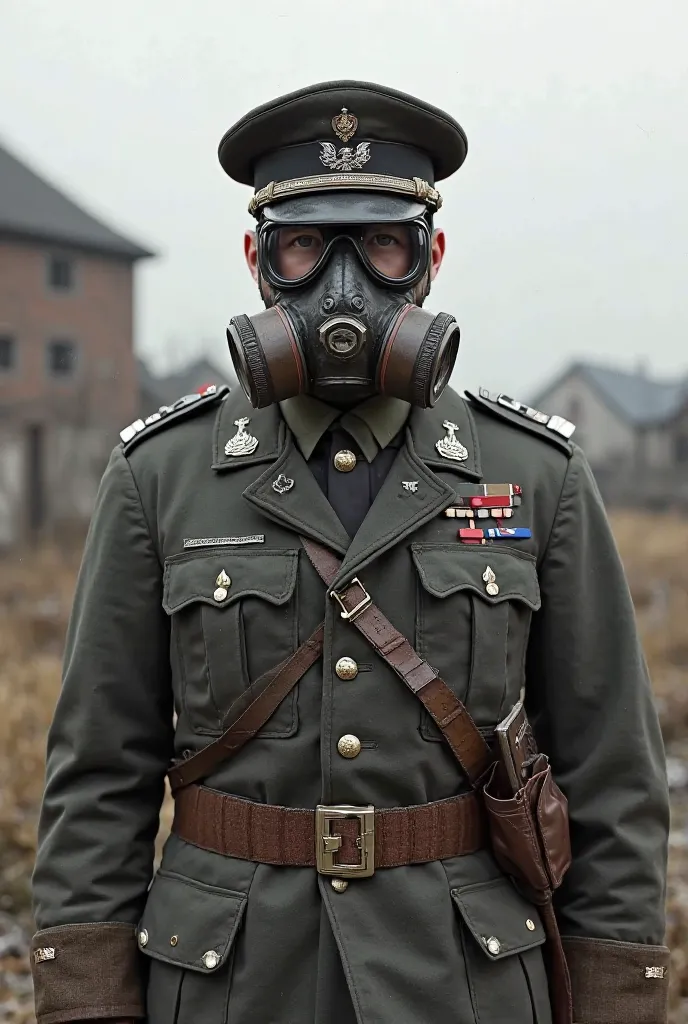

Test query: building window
[0,334,16,372]
[47,254,75,292]
[46,339,78,378]
[675,434,688,464]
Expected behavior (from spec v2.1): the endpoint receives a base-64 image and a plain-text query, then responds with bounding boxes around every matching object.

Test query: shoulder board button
[467,388,575,454]
[120,385,229,455]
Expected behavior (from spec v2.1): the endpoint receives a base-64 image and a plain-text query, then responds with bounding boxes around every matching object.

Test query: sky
[1,0,686,400]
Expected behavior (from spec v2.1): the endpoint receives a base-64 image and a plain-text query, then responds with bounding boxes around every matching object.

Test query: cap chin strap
[249,173,442,218]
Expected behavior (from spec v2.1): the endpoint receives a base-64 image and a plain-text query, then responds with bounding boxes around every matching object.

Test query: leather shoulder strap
[168,623,324,791]
[301,538,492,786]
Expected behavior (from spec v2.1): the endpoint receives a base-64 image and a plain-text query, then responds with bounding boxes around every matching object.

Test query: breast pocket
[163,548,299,737]
[411,544,541,739]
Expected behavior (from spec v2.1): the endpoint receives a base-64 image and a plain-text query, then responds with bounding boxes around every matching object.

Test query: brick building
[0,139,153,544]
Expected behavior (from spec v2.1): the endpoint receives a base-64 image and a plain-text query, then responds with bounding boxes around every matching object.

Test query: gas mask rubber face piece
[227,215,460,409]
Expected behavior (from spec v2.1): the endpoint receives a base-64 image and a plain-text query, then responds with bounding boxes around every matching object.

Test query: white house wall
[535,371,635,465]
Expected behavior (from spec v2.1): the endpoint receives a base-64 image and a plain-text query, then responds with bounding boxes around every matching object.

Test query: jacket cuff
[31,922,145,1024]
[562,936,669,1024]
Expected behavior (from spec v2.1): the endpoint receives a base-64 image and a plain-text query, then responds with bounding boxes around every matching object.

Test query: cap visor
[261,191,427,225]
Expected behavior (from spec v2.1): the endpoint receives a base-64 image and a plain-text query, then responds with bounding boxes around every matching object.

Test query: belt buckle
[315,805,375,878]
[330,578,371,621]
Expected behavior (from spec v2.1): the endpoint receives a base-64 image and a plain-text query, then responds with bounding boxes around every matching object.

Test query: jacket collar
[211,387,483,578]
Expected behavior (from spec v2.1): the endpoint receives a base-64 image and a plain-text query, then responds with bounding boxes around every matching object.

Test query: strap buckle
[315,805,375,878]
[330,578,371,621]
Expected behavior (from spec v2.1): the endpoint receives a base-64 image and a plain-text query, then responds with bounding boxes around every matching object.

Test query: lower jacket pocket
[452,876,552,1024]
[138,869,247,1024]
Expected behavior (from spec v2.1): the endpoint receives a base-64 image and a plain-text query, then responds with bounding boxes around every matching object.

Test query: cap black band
[254,140,434,191]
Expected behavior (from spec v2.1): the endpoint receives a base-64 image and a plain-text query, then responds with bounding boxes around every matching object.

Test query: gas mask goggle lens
[258,219,431,291]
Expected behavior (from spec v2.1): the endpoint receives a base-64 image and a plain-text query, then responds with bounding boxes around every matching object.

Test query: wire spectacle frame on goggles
[257,218,432,291]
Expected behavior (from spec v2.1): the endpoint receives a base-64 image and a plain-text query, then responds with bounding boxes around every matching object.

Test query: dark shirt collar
[280,394,411,462]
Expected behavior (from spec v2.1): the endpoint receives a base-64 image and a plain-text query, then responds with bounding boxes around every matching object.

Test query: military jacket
[31,385,670,1024]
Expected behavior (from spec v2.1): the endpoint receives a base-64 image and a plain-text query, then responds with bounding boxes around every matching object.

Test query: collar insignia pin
[436,420,469,462]
[332,107,358,142]
[402,481,419,493]
[224,417,259,457]
[272,473,294,494]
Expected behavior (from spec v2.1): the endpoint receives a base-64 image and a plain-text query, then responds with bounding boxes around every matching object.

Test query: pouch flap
[411,544,540,610]
[451,876,545,960]
[137,870,247,972]
[163,548,298,614]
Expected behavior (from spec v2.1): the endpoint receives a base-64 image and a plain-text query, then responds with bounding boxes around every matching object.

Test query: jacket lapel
[243,435,350,555]
[212,389,349,554]
[331,389,484,587]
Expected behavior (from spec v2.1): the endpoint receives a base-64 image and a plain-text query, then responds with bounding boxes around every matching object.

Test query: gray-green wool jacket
[31,384,670,1024]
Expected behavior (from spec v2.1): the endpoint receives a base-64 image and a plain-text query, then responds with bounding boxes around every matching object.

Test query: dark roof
[0,139,154,260]
[533,361,688,427]
[137,357,236,413]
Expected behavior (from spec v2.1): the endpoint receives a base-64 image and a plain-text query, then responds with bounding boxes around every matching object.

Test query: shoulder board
[120,385,230,456]
[465,388,576,455]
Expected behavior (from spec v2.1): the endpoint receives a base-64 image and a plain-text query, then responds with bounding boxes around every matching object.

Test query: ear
[429,228,445,282]
[244,230,259,283]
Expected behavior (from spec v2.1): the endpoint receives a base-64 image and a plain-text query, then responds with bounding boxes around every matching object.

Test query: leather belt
[173,784,486,876]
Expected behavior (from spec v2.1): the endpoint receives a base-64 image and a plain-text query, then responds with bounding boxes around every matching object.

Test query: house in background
[0,138,154,544]
[532,361,688,506]
[137,356,235,419]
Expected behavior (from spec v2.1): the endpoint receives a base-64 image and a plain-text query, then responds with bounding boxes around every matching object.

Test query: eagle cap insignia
[332,107,358,142]
[320,141,371,172]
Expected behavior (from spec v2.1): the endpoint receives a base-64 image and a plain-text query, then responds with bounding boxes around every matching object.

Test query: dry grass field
[1,512,687,1021]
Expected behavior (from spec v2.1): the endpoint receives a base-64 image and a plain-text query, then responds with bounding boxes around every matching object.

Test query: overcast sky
[1,0,686,399]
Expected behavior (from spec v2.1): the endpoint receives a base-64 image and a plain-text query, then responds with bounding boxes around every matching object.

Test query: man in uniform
[31,81,669,1024]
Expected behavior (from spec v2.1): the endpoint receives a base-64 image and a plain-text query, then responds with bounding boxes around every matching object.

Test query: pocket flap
[137,870,247,972]
[452,877,545,959]
[411,544,540,610]
[163,549,298,614]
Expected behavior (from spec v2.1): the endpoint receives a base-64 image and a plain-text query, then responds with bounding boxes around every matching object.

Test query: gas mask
[227,213,460,409]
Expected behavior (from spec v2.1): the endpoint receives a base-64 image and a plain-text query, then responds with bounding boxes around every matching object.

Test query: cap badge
[320,141,371,172]
[332,107,358,142]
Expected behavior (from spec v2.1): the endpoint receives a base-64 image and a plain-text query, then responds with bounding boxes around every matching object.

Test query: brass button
[335,657,358,681]
[482,565,499,597]
[333,450,357,472]
[214,570,231,603]
[331,878,349,893]
[138,929,149,948]
[170,935,178,946]
[337,734,362,758]
[485,936,501,956]
[525,919,536,932]
[202,950,220,970]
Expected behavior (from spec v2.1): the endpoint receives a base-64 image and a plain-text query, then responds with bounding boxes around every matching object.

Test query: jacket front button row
[335,657,358,680]
[337,734,362,758]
